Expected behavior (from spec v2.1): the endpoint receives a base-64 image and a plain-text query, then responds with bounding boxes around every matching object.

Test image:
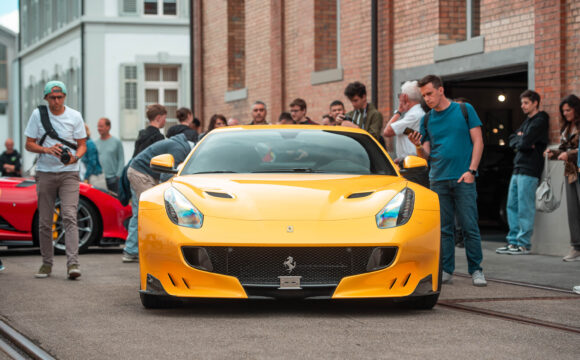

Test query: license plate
[278,276,302,289]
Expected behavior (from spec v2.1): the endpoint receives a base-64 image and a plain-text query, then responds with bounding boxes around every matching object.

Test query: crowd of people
[0,77,579,294]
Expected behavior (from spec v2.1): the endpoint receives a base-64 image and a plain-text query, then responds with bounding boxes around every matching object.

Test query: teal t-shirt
[420,102,482,181]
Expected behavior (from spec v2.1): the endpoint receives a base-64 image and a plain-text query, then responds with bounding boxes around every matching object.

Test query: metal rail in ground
[0,319,55,360]
[439,273,580,334]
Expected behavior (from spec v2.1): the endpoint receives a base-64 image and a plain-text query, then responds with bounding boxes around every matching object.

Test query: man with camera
[24,80,87,280]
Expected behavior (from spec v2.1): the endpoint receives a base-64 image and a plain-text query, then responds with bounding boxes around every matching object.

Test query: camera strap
[38,105,78,150]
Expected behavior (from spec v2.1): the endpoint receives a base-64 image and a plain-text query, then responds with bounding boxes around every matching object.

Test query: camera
[342,114,353,122]
[60,147,72,164]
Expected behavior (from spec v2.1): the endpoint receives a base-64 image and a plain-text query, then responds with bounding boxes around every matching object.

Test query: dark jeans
[430,180,483,275]
[106,176,119,194]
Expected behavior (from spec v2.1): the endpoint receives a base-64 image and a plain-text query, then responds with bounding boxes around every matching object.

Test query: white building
[0,25,18,152]
[18,0,190,169]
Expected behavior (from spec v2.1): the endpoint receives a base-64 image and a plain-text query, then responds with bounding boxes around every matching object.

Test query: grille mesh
[184,246,394,286]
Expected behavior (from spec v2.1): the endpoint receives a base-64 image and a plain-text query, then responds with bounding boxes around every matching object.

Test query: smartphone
[403,127,415,135]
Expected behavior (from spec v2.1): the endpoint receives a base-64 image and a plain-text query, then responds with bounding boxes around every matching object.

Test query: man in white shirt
[24,80,87,280]
[383,80,425,163]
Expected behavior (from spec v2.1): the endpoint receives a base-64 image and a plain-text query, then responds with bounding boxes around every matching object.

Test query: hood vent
[205,191,233,199]
[347,191,374,199]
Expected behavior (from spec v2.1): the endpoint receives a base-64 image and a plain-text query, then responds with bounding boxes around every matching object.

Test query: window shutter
[120,64,139,140]
[122,0,138,15]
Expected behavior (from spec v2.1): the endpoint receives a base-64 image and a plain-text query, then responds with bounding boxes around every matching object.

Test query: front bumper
[138,208,440,300]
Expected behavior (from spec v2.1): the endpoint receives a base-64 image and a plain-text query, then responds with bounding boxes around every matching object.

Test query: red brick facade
[192,0,580,143]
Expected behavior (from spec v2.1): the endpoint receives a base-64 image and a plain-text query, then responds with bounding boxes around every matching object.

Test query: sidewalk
[454,234,580,291]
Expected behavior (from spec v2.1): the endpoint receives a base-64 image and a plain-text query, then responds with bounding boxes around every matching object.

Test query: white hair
[401,81,422,102]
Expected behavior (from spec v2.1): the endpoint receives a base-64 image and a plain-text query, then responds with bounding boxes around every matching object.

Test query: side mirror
[402,155,428,169]
[150,154,178,174]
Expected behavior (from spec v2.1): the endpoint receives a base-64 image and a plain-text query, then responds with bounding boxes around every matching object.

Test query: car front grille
[182,246,397,286]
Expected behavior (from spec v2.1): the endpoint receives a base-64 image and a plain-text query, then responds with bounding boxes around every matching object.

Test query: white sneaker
[472,270,487,287]
[442,271,453,284]
[562,248,580,262]
[573,286,580,295]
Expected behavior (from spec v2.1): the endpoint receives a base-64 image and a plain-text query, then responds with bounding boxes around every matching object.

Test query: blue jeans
[430,180,483,275]
[506,174,538,249]
[124,188,139,256]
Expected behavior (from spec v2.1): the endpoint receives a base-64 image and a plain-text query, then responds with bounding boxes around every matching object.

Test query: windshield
[181,129,397,176]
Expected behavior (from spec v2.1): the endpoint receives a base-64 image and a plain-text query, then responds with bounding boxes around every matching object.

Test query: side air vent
[347,191,374,199]
[205,191,233,199]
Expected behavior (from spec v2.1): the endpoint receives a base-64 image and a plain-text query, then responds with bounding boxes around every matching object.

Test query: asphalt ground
[0,238,579,360]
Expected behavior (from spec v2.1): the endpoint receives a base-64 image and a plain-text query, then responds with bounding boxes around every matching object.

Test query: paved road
[0,245,579,359]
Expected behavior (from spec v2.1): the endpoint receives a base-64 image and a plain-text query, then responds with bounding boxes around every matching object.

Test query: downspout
[81,2,85,114]
[371,0,378,106]
[190,0,194,111]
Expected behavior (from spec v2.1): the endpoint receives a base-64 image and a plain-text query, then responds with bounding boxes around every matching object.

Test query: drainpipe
[371,0,378,106]
[190,0,194,111]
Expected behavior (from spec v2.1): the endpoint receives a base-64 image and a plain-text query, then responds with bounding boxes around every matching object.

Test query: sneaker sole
[473,282,487,287]
[122,258,139,263]
[562,257,580,262]
[68,271,81,280]
[34,273,50,278]
[508,251,530,255]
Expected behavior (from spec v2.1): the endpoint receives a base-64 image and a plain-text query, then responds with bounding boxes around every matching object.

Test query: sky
[0,0,18,33]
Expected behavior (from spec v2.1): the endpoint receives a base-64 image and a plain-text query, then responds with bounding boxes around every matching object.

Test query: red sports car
[0,177,132,253]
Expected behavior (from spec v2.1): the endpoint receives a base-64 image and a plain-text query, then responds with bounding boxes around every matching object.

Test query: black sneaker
[496,244,517,254]
[508,246,530,255]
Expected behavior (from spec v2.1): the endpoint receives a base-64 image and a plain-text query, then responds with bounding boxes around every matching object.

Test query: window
[144,65,180,133]
[144,0,177,16]
[227,0,245,91]
[314,0,337,72]
[0,45,7,89]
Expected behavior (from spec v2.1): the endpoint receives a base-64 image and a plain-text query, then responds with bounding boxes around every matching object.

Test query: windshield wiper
[252,168,323,173]
[192,171,238,174]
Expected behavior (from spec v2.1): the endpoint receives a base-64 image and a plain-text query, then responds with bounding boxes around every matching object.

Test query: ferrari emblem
[283,256,296,273]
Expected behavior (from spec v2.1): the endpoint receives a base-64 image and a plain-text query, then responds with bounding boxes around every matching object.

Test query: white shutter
[120,64,139,140]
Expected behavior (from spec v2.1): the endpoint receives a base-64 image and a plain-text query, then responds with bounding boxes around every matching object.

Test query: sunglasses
[48,95,65,100]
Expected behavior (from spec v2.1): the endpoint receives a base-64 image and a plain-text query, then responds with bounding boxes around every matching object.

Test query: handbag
[535,153,564,212]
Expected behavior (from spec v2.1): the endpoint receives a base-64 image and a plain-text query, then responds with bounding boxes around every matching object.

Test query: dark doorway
[443,70,528,229]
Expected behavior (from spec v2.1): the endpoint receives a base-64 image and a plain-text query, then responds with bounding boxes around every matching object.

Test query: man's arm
[25,137,64,158]
[458,126,484,183]
[518,116,549,151]
[407,131,430,159]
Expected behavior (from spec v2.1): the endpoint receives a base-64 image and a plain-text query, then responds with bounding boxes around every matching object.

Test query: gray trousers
[36,171,80,266]
[565,180,580,250]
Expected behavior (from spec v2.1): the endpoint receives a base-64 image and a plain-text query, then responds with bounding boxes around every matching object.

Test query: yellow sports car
[138,126,440,309]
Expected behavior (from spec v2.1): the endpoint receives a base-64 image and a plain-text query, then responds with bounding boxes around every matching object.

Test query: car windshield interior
[180,129,397,176]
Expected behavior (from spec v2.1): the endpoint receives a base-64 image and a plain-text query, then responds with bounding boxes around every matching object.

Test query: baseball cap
[44,81,67,97]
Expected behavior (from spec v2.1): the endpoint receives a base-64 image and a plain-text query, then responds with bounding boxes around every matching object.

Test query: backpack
[117,160,133,206]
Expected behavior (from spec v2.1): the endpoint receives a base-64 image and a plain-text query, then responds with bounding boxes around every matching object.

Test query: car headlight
[376,187,415,228]
[164,187,203,228]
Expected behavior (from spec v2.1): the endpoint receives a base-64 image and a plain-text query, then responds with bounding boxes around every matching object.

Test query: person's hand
[544,149,552,157]
[458,171,475,184]
[558,152,568,161]
[407,131,422,146]
[44,144,64,158]
[517,131,523,136]
[335,114,345,125]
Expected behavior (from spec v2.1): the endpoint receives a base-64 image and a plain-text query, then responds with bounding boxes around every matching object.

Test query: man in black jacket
[496,90,549,255]
[132,104,166,157]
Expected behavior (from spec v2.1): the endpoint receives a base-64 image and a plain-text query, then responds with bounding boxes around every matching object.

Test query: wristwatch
[74,155,80,162]
[468,169,477,175]
[393,110,402,116]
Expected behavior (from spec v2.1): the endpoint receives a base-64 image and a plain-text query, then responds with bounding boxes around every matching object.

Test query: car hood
[169,174,409,221]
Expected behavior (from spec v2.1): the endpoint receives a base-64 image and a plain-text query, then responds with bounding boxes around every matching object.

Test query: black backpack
[117,160,132,206]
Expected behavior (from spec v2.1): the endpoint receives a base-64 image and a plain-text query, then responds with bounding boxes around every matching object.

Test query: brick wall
[481,0,534,52]
[195,0,579,137]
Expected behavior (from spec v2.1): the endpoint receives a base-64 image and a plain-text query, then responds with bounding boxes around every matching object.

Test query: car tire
[140,292,175,309]
[34,197,102,254]
[406,293,440,310]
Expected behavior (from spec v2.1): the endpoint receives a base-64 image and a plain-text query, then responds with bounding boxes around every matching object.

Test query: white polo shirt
[390,104,425,159]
